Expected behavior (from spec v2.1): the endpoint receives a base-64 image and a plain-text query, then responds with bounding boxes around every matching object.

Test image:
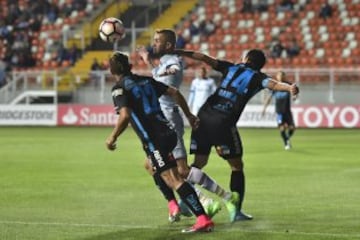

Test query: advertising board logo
[62,107,78,124]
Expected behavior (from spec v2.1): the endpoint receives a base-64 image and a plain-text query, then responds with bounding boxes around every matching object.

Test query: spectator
[256,0,268,12]
[286,39,300,58]
[91,58,102,71]
[241,0,254,13]
[68,43,82,66]
[319,1,333,19]
[175,30,187,49]
[199,17,216,37]
[0,60,7,88]
[270,40,285,58]
[90,58,103,87]
[277,0,294,12]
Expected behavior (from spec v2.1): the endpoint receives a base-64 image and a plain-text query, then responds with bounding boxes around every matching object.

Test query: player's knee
[161,169,183,189]
[228,158,244,171]
[177,166,190,178]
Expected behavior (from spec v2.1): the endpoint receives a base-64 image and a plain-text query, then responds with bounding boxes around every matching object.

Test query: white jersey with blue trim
[188,77,217,115]
[151,54,184,108]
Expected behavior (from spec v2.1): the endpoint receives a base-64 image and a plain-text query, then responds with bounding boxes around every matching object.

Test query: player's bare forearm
[106,108,130,151]
[268,79,299,96]
[166,87,199,129]
[136,46,156,68]
[174,49,218,68]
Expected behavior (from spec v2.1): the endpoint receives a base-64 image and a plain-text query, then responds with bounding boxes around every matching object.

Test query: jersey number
[133,84,159,114]
[220,68,254,94]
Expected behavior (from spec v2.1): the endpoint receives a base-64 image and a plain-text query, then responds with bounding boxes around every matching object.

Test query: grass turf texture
[0,127,359,240]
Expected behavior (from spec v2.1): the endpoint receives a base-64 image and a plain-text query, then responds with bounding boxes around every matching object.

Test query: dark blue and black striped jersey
[201,60,271,125]
[111,74,174,152]
[272,90,291,114]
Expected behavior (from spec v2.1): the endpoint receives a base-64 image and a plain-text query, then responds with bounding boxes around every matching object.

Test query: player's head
[276,71,286,82]
[198,66,207,79]
[109,51,132,76]
[152,29,176,56]
[243,49,266,71]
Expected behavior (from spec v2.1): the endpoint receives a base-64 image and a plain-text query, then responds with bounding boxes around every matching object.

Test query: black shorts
[276,111,294,126]
[189,119,243,160]
[146,130,178,173]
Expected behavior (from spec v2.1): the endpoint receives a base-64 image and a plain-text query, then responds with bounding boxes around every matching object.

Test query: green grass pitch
[0,127,359,240]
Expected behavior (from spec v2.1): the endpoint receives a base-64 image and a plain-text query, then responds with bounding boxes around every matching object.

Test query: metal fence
[1,68,359,105]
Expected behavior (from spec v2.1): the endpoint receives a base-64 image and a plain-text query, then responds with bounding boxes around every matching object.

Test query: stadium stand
[1,0,359,94]
[178,0,360,71]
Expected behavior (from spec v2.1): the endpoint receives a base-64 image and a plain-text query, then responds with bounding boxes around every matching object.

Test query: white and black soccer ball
[99,17,125,42]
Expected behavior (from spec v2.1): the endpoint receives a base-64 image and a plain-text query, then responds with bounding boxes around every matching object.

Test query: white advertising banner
[238,105,277,127]
[238,104,360,128]
[0,105,57,126]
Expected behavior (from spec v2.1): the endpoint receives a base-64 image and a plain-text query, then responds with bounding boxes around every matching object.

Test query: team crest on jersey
[112,89,123,97]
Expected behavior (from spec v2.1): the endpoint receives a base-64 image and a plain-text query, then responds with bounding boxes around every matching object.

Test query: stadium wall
[1,104,359,128]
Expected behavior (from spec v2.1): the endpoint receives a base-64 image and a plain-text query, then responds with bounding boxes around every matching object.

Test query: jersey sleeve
[259,72,272,88]
[213,60,234,75]
[150,77,169,97]
[111,84,128,114]
[152,55,181,78]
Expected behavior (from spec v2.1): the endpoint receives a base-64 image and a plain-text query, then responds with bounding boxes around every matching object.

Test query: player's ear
[166,42,172,49]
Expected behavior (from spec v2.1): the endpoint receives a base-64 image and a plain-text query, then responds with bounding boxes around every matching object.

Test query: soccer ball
[99,17,125,42]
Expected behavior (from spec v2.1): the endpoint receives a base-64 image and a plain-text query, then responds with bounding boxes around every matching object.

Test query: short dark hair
[245,49,266,71]
[109,51,131,75]
[155,29,176,46]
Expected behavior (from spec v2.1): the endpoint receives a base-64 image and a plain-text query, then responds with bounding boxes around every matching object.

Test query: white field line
[0,220,359,239]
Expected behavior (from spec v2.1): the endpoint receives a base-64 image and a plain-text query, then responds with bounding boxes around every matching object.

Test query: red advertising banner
[57,104,116,126]
[57,104,360,128]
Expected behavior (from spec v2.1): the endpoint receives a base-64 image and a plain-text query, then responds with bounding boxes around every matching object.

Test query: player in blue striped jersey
[175,48,299,222]
[105,51,214,233]
[263,71,296,150]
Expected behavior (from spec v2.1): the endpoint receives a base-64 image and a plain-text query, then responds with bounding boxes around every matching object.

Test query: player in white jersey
[188,67,217,115]
[137,29,222,223]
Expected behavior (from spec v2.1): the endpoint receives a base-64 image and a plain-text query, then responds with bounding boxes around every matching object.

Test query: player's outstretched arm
[136,45,156,68]
[166,86,199,129]
[262,93,273,116]
[174,49,218,69]
[106,107,131,151]
[267,79,299,98]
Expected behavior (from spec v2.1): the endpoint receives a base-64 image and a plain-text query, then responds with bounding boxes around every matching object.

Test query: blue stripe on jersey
[131,112,155,151]
[274,91,289,99]
[231,68,255,94]
[131,83,160,114]
[220,65,255,94]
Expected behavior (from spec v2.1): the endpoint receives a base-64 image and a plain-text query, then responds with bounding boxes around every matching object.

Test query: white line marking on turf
[0,220,359,239]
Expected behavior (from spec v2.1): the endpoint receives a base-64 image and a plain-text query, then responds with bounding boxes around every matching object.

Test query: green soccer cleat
[204,200,222,219]
[224,192,240,222]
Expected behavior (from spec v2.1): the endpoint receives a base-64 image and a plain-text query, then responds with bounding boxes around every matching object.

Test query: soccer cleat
[235,211,253,221]
[204,200,222,219]
[285,140,292,150]
[224,192,240,222]
[181,215,214,233]
[168,199,181,223]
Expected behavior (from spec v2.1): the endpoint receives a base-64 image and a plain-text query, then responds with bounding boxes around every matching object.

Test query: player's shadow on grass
[81,222,241,240]
[81,227,201,240]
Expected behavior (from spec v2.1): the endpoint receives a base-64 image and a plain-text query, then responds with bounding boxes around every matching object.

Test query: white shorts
[161,106,187,160]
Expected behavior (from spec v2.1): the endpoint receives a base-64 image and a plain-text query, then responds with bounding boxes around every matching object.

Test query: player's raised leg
[160,166,214,233]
